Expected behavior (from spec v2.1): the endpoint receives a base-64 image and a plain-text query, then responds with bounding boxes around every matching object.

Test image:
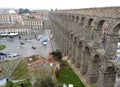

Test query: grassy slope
[58,62,85,87]
[10,60,28,80]
[0,59,21,79]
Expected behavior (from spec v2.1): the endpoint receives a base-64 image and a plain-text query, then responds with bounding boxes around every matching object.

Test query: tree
[33,76,55,87]
[24,9,30,13]
[18,8,24,14]
[46,76,55,87]
[18,8,31,14]
[51,49,62,60]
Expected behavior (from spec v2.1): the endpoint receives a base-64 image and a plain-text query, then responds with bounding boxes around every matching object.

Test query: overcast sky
[0,0,120,10]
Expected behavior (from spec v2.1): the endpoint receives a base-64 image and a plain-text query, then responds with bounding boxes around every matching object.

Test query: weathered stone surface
[49,7,120,87]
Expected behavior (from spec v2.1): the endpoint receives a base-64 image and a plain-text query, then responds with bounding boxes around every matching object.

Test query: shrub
[51,49,62,60]
[6,81,13,87]
[24,80,32,87]
[33,76,55,87]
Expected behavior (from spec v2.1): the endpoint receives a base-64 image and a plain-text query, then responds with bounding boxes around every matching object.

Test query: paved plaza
[0,29,58,58]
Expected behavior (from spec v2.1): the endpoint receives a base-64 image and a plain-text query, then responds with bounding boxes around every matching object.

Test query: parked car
[32,46,36,49]
[7,53,19,58]
[0,52,7,56]
[42,41,47,46]
[20,42,25,45]
[0,52,7,60]
[26,39,32,42]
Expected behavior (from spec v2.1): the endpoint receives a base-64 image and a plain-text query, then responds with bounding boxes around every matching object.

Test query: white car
[7,53,19,58]
[42,41,47,46]
[26,39,32,42]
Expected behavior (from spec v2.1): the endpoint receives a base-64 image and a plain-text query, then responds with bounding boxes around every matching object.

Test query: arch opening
[80,17,85,24]
[88,19,93,26]
[81,47,91,75]
[76,41,83,68]
[76,16,79,22]
[92,54,101,82]
[72,15,75,21]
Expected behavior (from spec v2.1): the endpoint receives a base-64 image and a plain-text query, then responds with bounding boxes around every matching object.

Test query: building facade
[0,9,47,34]
[21,19,43,29]
[0,24,29,34]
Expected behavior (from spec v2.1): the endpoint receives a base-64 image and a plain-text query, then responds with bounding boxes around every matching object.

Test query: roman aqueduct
[49,7,120,87]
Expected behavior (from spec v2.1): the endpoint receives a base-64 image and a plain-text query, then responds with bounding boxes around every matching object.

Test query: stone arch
[86,18,95,40]
[67,30,70,37]
[79,41,83,49]
[72,15,75,21]
[97,65,116,87]
[80,17,85,24]
[102,21,109,37]
[93,54,101,69]
[76,16,79,22]
[65,14,67,18]
[70,32,74,38]
[71,35,78,63]
[68,15,71,20]
[107,66,115,73]
[81,46,91,75]
[92,54,101,83]
[87,54,101,84]
[105,66,116,86]
[85,46,90,53]
[68,30,73,38]
[97,20,105,31]
[65,29,67,34]
[67,14,69,18]
[88,18,93,26]
[97,20,109,35]
[97,20,109,49]
[68,32,74,58]
[76,41,83,68]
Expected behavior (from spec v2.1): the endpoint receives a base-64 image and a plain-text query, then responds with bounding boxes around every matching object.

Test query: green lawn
[58,62,85,87]
[0,45,6,50]
[10,60,29,80]
[0,59,21,79]
[6,80,32,87]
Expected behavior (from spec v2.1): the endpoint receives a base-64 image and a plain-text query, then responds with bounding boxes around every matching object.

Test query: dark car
[0,52,7,60]
[0,52,7,56]
[20,42,25,45]
[32,46,36,49]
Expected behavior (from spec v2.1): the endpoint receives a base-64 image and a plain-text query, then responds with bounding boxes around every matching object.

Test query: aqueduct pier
[49,7,120,87]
